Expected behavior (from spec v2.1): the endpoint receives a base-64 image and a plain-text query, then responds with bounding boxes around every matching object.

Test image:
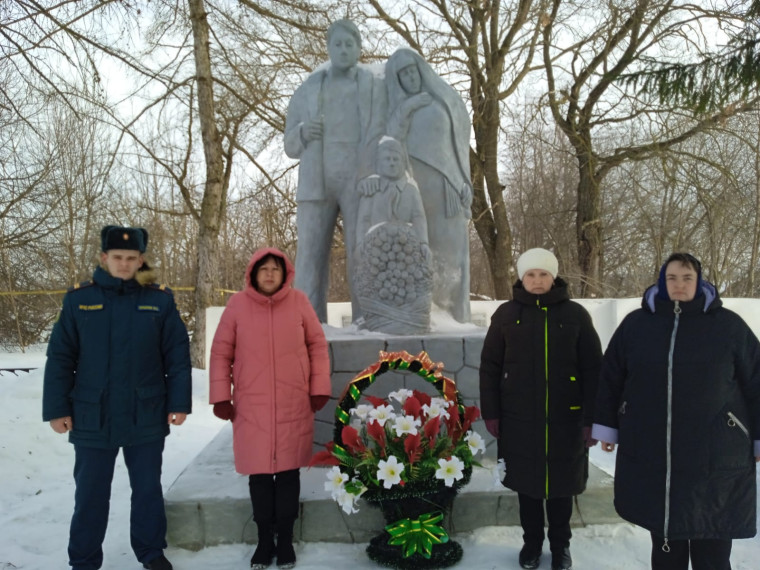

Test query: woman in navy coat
[594,253,760,570]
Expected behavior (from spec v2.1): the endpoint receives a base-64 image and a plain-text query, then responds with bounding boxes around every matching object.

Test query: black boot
[274,470,300,569]
[275,523,296,569]
[551,546,572,570]
[142,554,173,570]
[250,475,276,569]
[519,543,542,569]
[250,527,275,569]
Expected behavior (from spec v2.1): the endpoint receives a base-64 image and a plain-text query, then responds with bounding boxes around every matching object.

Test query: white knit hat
[516,248,559,280]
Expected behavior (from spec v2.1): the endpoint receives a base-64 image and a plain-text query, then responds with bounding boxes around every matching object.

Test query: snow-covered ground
[2,348,759,569]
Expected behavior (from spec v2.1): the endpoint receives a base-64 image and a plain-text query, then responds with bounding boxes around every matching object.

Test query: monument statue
[284,21,473,329]
[385,47,473,323]
[354,137,433,334]
[284,19,387,323]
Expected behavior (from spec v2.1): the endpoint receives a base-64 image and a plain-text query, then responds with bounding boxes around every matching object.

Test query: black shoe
[251,535,276,569]
[551,546,572,570]
[519,544,542,569]
[143,554,173,570]
[276,534,296,569]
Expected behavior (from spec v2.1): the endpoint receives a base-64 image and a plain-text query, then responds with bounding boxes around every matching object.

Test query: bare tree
[541,0,760,295]
[364,0,550,298]
[184,0,229,365]
[502,105,578,285]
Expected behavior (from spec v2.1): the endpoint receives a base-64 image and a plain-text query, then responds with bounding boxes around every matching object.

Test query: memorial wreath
[309,350,483,569]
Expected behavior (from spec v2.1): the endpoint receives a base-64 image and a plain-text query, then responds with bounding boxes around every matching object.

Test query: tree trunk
[749,115,760,295]
[187,0,227,367]
[471,89,514,300]
[576,154,603,297]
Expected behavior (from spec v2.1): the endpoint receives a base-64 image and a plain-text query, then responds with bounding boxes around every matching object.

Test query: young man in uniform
[43,225,192,570]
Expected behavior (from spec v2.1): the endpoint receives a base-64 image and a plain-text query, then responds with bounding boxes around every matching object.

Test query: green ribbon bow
[385,511,449,558]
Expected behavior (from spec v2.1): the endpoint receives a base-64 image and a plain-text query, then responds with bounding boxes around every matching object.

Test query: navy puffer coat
[595,283,760,540]
[43,266,192,448]
[480,278,603,499]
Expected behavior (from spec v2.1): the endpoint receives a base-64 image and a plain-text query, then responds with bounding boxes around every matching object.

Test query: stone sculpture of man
[284,19,387,323]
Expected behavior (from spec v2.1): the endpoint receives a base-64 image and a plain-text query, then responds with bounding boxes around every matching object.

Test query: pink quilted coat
[209,248,331,474]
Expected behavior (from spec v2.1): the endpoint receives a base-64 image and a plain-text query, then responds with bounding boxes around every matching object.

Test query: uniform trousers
[69,440,166,570]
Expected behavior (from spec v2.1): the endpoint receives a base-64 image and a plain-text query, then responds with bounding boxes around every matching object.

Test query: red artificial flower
[308,449,340,467]
[367,418,387,454]
[402,395,422,418]
[342,425,366,454]
[412,389,432,408]
[404,432,422,465]
[424,415,441,445]
[445,403,462,442]
[364,394,387,408]
[462,406,481,433]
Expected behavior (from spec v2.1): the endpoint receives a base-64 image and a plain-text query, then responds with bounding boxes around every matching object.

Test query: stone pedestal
[166,332,621,550]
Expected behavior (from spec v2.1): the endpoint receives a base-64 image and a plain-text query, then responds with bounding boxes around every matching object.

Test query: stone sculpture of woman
[385,47,472,323]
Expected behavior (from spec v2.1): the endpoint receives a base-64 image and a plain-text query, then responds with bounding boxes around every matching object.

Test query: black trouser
[650,534,732,570]
[248,469,300,535]
[518,493,573,550]
[69,440,166,570]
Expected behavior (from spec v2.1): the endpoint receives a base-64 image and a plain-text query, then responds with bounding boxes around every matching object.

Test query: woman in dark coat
[480,248,602,570]
[594,253,760,570]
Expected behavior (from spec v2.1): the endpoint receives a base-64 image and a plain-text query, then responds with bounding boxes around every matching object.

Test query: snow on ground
[1,350,759,569]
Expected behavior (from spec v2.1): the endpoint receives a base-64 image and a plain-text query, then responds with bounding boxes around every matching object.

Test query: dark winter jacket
[43,266,192,448]
[594,283,760,540]
[479,278,603,499]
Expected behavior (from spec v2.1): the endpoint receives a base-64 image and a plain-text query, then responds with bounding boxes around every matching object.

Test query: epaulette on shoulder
[67,280,94,293]
[147,282,173,294]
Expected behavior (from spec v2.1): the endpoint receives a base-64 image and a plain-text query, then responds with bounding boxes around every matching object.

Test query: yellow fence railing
[0,287,238,297]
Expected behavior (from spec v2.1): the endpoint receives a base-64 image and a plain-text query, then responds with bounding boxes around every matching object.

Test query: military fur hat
[100,225,148,253]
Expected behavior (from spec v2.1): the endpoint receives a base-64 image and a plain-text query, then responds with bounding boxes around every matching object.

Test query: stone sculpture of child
[354,136,433,333]
[356,136,430,261]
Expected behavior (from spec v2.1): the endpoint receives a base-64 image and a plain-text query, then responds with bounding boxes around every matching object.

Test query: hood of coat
[243,247,295,303]
[512,276,570,306]
[135,265,157,286]
[642,280,721,314]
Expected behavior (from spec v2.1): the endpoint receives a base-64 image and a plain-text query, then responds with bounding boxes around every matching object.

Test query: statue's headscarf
[385,48,472,216]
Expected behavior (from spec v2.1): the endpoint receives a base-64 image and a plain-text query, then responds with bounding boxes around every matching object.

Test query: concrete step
[165,424,622,551]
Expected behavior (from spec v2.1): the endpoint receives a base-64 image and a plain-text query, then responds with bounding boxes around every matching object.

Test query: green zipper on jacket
[540,300,549,497]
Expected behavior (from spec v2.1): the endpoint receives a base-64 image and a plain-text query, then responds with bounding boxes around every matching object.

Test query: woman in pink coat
[209,247,331,569]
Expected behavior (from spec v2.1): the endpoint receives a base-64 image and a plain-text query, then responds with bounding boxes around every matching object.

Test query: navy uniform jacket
[43,266,192,448]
